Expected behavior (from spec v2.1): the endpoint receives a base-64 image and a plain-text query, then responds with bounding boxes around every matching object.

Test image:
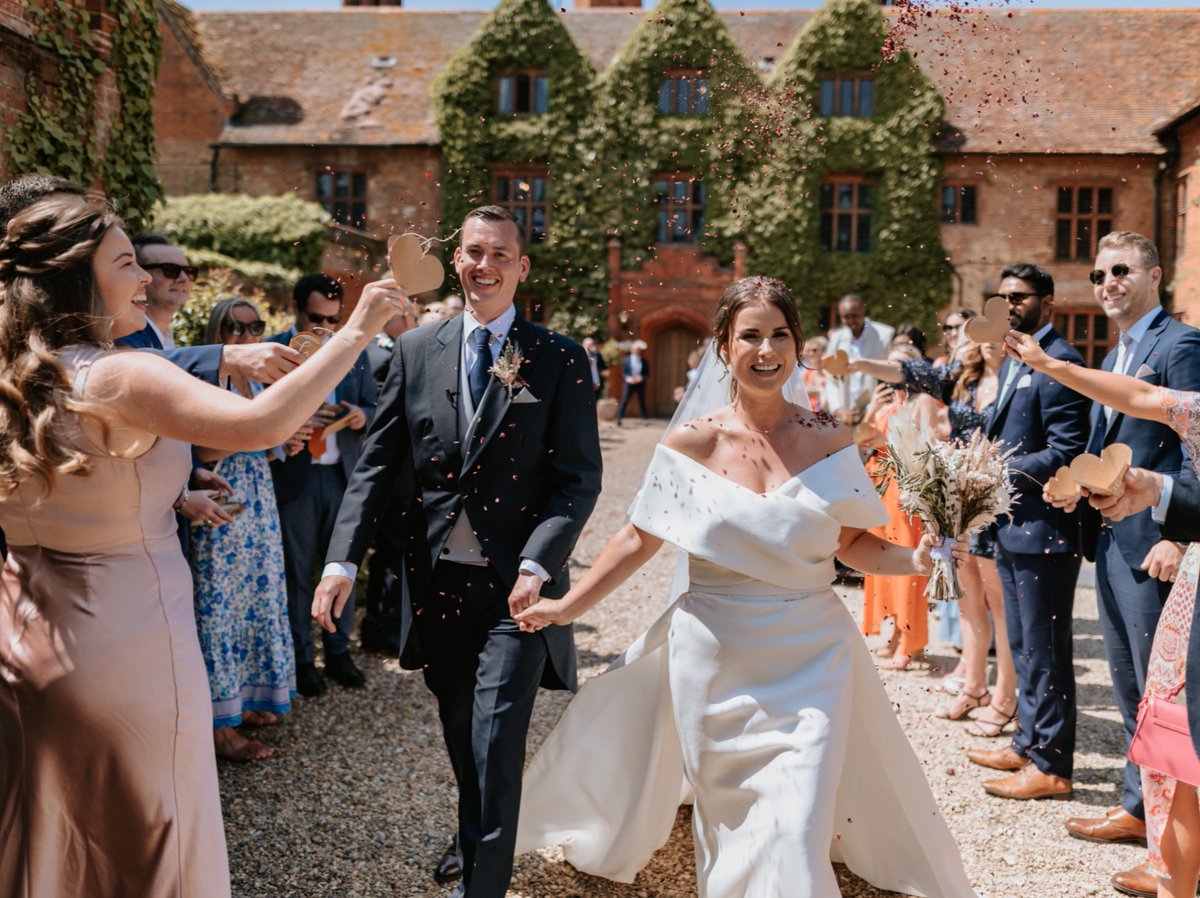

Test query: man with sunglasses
[118,235,198,351]
[268,273,378,697]
[1037,232,1200,898]
[965,263,1091,802]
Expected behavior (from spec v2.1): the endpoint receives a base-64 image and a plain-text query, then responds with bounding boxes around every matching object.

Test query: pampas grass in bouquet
[881,405,1015,602]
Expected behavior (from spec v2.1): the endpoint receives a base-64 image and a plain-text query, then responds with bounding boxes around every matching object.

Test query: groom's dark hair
[463,205,525,254]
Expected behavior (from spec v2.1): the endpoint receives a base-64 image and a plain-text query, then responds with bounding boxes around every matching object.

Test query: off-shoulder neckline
[657,443,858,497]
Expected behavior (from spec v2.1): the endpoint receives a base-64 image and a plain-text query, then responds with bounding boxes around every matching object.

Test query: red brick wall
[938,153,1161,317]
[1167,115,1200,325]
[154,19,232,195]
[215,144,444,238]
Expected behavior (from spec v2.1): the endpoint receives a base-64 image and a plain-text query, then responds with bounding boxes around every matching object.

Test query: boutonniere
[488,342,527,398]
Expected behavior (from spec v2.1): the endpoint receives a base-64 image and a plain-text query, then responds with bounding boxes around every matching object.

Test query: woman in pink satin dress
[0,193,407,898]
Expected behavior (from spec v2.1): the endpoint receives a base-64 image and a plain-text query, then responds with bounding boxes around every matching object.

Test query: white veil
[640,341,814,606]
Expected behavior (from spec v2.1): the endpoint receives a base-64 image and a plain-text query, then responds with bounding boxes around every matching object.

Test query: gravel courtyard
[222,422,1136,898]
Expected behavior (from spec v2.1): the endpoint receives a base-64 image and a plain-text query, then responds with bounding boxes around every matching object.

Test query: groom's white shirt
[322,305,550,583]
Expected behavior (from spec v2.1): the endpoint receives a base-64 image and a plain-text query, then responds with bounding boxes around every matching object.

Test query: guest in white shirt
[823,294,894,423]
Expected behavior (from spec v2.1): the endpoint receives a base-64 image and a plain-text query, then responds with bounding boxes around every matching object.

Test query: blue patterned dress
[190,449,295,727]
[900,358,996,559]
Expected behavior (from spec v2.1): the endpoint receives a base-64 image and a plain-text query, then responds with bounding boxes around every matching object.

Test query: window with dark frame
[1055,186,1114,261]
[818,74,874,117]
[658,70,710,116]
[1177,177,1189,260]
[819,177,873,252]
[316,170,368,229]
[1053,308,1113,369]
[653,174,706,244]
[941,183,978,224]
[492,167,549,244]
[495,71,549,116]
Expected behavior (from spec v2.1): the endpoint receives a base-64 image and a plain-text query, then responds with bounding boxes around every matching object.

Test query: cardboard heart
[1045,466,1080,503]
[289,331,322,359]
[1069,443,1132,497]
[388,233,444,295]
[964,296,1010,344]
[821,349,850,377]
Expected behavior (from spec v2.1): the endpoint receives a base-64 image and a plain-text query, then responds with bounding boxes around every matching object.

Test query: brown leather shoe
[1066,807,1147,844]
[983,764,1072,800]
[966,745,1029,771]
[1110,862,1157,898]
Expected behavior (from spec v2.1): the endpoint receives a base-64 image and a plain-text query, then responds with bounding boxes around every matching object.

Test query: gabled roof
[158,0,232,101]
[193,5,1200,155]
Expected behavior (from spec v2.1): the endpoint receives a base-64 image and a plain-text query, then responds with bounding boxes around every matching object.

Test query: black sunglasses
[941,323,961,332]
[989,291,1041,304]
[222,319,266,337]
[303,311,342,326]
[1088,263,1137,286]
[142,262,198,281]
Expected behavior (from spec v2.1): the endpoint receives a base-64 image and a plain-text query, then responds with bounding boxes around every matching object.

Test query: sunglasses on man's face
[222,320,266,337]
[142,262,198,281]
[989,292,1041,305]
[303,311,342,326]
[1088,263,1137,286]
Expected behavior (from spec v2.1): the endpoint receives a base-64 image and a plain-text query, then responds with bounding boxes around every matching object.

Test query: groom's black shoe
[433,838,461,883]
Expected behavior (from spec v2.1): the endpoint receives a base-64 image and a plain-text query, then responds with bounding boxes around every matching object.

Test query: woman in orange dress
[859,345,943,670]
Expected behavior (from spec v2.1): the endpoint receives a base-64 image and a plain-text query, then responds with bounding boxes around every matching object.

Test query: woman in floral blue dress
[848,340,1018,736]
[190,298,296,762]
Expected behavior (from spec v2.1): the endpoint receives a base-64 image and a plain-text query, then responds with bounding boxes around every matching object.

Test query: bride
[513,276,976,898]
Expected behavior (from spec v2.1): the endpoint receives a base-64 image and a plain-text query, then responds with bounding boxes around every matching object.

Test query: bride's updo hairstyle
[0,194,120,496]
[712,275,806,369]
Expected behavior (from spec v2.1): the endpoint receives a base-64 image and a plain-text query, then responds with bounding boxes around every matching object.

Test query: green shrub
[152,193,329,278]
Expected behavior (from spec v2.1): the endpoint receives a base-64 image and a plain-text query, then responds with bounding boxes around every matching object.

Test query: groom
[313,205,602,898]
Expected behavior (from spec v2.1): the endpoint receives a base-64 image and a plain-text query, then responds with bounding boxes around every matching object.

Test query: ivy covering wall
[432,0,601,333]
[741,0,950,331]
[2,0,164,233]
[433,0,951,337]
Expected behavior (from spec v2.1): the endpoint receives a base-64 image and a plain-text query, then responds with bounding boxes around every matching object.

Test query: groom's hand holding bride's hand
[514,597,566,632]
[508,572,545,621]
[313,575,354,633]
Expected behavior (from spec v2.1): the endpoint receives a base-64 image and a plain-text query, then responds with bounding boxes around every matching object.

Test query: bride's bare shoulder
[662,409,728,461]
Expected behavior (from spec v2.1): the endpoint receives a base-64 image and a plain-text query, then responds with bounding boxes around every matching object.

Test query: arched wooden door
[651,324,703,416]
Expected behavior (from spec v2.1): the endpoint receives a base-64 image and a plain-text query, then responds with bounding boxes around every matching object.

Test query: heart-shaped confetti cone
[1069,443,1132,497]
[289,331,322,359]
[1045,466,1079,503]
[388,233,444,296]
[821,349,850,377]
[964,295,1010,344]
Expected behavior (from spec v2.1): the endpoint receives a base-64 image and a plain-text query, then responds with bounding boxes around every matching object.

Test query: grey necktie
[1105,333,1136,423]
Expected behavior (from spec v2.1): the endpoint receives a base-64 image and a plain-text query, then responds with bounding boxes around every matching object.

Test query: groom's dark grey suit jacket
[325,312,602,690]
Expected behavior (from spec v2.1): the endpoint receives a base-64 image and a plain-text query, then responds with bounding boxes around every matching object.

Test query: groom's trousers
[415,561,548,898]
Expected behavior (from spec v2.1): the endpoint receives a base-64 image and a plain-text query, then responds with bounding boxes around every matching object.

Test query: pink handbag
[1127,686,1200,788]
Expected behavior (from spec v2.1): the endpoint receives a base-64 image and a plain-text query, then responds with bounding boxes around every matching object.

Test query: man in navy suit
[1049,232,1200,888]
[269,273,378,696]
[965,263,1091,800]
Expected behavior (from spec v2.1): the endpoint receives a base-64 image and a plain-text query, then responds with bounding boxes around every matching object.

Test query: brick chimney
[575,0,642,8]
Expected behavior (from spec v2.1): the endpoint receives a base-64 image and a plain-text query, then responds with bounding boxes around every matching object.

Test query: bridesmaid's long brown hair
[0,195,119,496]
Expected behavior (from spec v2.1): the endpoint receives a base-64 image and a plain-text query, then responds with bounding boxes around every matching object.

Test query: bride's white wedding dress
[517,444,976,898]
